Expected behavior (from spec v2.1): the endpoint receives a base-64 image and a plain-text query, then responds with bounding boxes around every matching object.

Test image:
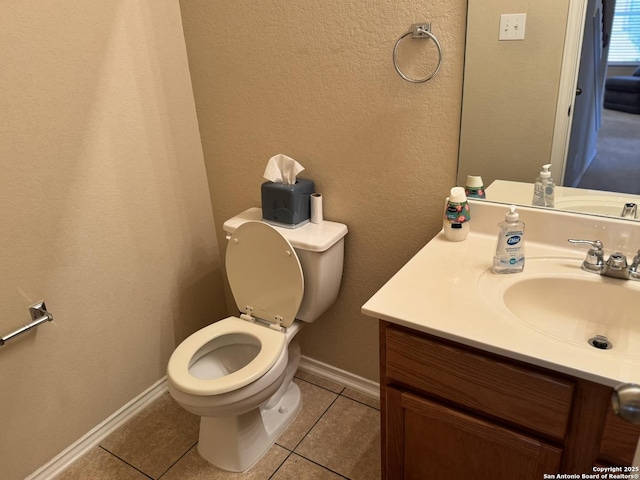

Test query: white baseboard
[27,357,378,479]
[299,355,380,400]
[26,377,168,480]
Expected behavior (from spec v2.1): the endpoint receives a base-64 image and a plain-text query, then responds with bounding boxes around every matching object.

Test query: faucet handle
[568,239,603,250]
[568,239,605,272]
[621,203,638,219]
[607,252,629,271]
[629,250,640,278]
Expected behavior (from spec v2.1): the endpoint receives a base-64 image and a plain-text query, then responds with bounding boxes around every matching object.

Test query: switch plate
[499,13,526,41]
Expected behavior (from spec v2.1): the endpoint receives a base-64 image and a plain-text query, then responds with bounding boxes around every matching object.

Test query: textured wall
[179,1,467,381]
[0,2,226,479]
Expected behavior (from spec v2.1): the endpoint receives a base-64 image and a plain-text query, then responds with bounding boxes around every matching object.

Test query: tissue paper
[263,154,305,185]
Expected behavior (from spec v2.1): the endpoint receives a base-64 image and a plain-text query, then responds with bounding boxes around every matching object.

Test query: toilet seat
[226,221,304,330]
[167,316,287,396]
[168,221,305,397]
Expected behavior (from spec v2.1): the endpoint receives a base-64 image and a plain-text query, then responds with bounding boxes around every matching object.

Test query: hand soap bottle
[493,205,525,273]
[531,164,555,207]
[443,187,471,241]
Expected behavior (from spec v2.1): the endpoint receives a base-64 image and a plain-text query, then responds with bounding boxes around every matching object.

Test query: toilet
[167,207,347,472]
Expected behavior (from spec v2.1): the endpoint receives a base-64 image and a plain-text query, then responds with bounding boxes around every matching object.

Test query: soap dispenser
[493,205,525,273]
[531,164,555,208]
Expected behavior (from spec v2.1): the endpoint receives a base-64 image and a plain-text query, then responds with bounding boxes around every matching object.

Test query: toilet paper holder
[0,302,54,346]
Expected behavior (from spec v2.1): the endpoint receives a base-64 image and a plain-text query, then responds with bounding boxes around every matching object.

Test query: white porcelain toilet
[167,207,347,472]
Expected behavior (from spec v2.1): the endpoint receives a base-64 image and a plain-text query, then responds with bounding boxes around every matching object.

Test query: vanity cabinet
[380,321,640,479]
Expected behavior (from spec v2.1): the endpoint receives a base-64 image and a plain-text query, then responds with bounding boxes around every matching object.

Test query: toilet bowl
[167,208,347,472]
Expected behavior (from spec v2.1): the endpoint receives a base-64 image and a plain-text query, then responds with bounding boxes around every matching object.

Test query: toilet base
[197,381,302,472]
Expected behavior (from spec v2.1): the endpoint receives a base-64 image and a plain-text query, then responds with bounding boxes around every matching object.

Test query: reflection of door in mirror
[565,0,610,186]
[567,0,640,196]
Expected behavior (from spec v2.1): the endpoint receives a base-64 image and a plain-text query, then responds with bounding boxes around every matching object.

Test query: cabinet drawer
[385,326,574,440]
[388,387,563,479]
[599,406,640,466]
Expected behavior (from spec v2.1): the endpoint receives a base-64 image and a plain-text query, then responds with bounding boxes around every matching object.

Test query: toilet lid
[226,221,304,328]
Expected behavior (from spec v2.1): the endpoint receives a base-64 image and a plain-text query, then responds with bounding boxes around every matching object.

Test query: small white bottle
[493,205,525,273]
[531,164,555,208]
[443,187,470,241]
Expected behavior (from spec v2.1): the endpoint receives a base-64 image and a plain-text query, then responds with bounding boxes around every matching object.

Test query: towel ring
[393,23,443,83]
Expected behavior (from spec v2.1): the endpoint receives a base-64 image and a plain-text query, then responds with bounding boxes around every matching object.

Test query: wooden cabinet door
[385,387,563,480]
[599,406,640,466]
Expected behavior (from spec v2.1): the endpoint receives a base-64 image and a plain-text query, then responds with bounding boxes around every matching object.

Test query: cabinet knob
[612,383,640,424]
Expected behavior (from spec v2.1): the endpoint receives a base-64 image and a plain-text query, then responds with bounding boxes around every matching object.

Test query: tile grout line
[156,440,198,479]
[271,452,351,480]
[279,386,344,454]
[339,393,380,412]
[267,448,294,480]
[284,393,345,477]
[293,374,379,411]
[97,446,154,480]
[290,373,347,450]
[278,378,380,479]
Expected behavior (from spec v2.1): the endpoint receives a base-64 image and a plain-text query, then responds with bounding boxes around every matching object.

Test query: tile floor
[57,370,381,480]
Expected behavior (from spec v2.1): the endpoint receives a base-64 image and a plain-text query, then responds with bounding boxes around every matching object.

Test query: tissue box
[261,178,315,226]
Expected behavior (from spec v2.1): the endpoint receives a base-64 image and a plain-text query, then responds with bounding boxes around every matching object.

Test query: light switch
[499,13,526,41]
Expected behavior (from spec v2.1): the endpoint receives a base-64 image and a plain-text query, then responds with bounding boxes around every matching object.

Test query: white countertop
[362,200,640,387]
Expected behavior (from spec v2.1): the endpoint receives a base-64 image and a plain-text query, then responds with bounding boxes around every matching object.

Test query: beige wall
[608,65,638,76]
[3,1,468,476]
[179,1,467,382]
[1,2,227,479]
[457,0,570,187]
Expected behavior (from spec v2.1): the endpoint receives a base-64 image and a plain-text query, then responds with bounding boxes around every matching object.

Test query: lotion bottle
[443,187,470,241]
[493,205,525,273]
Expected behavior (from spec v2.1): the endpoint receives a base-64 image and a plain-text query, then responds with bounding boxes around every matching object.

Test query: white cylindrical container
[443,187,470,241]
[310,193,323,224]
[465,175,486,199]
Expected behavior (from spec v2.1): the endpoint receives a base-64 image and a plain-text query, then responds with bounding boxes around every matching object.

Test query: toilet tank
[222,208,348,323]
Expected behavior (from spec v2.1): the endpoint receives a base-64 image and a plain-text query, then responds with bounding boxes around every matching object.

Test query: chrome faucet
[568,239,640,281]
[621,203,638,219]
[630,251,640,280]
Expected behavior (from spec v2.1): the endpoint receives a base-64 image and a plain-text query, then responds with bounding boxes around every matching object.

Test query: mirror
[457,0,640,220]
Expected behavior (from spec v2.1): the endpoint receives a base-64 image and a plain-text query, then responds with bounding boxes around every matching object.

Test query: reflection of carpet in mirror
[578,107,640,195]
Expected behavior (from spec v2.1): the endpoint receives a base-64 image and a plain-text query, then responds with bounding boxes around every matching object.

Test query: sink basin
[554,195,637,217]
[478,257,640,358]
[484,180,640,219]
